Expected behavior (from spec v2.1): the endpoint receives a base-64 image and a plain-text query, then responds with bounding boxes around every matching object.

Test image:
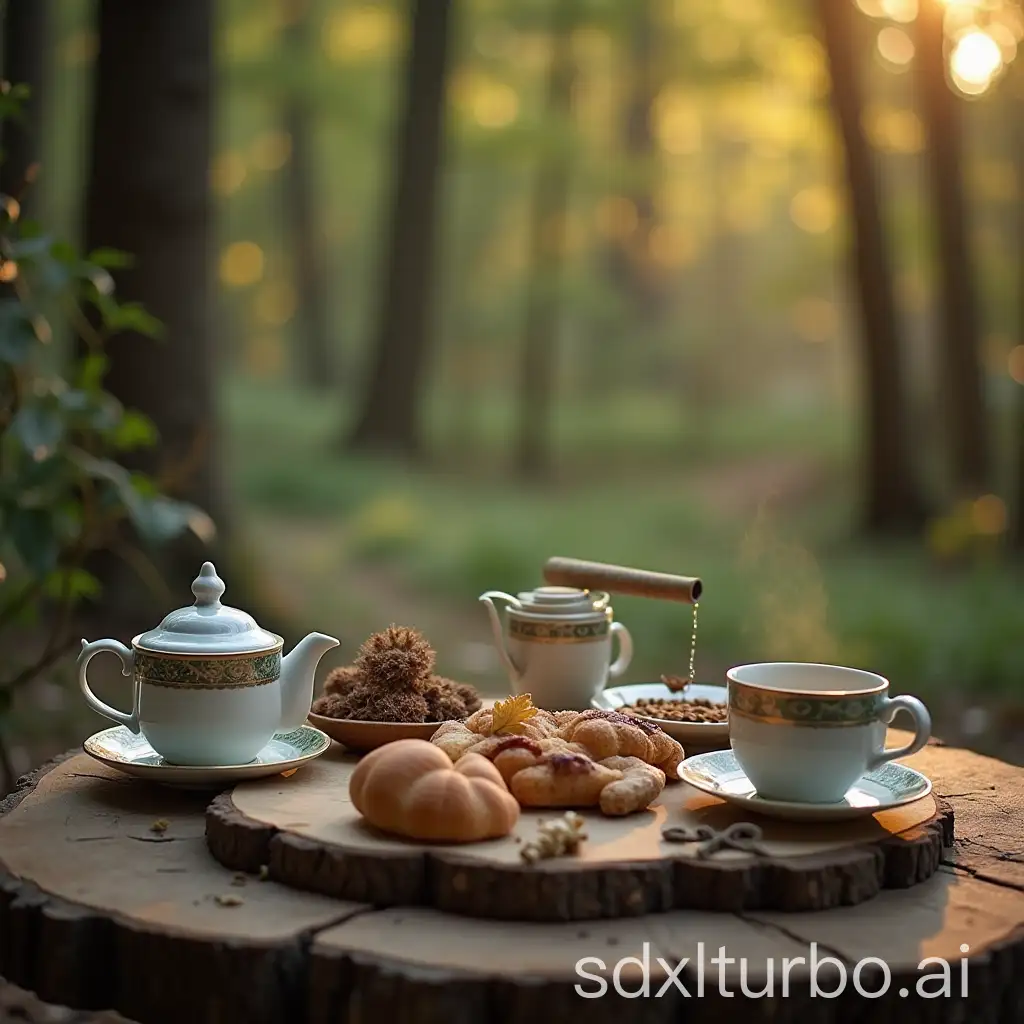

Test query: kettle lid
[135,562,281,655]
[515,586,609,615]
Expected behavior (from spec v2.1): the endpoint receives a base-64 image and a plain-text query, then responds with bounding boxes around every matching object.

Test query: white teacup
[726,662,931,804]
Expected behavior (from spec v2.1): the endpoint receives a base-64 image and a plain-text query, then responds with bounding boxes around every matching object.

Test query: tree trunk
[83,0,221,615]
[915,0,989,496]
[1012,91,1024,553]
[603,0,660,314]
[0,0,49,214]
[818,0,926,534]
[281,0,335,390]
[347,0,452,456]
[516,1,576,481]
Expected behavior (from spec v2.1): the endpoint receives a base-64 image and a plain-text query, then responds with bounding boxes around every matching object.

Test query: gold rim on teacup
[727,662,890,729]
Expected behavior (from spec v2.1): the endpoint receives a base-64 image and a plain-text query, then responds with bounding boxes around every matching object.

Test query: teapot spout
[279,632,339,730]
[478,591,522,685]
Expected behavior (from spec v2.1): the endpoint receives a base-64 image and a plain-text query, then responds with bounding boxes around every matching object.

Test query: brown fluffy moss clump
[310,625,480,724]
[355,625,435,689]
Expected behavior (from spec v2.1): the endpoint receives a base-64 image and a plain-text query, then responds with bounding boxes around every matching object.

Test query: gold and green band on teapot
[134,648,282,690]
[508,618,611,644]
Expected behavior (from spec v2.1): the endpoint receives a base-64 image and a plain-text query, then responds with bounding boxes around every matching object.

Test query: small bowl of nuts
[592,677,730,747]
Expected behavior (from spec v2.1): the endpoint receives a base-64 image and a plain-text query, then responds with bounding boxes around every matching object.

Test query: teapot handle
[78,639,141,734]
[608,622,633,680]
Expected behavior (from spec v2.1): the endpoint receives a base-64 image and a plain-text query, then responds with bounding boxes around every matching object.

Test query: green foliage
[0,85,208,697]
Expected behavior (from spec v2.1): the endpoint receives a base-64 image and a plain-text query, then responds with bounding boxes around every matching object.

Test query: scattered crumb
[280,768,298,778]
[214,894,244,907]
[258,864,270,881]
[231,873,247,887]
[150,819,169,834]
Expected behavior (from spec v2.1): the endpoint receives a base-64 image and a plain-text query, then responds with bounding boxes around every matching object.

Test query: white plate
[83,724,331,789]
[678,749,933,823]
[593,682,730,745]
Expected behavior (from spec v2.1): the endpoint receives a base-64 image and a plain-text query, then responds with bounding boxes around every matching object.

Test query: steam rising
[738,501,838,663]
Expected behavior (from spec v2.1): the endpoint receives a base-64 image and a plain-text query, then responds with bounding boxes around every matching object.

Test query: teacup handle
[78,639,141,734]
[607,622,633,680]
[867,694,931,771]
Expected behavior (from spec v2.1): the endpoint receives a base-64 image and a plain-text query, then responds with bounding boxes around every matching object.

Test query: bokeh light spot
[877,27,915,67]
[950,30,1003,95]
[1008,345,1024,384]
[789,186,837,234]
[971,495,1007,536]
[250,131,292,172]
[210,151,247,197]
[0,260,18,283]
[255,281,297,327]
[324,7,400,62]
[219,242,264,288]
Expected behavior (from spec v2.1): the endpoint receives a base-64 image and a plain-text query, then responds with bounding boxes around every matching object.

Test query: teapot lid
[514,586,609,615]
[134,563,282,655]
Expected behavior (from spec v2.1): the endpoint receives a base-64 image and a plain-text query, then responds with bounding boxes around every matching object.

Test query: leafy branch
[0,81,213,792]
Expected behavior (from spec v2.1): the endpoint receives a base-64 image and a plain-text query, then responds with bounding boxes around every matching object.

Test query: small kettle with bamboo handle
[478,585,633,711]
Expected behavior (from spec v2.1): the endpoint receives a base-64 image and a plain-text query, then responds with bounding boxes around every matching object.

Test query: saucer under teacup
[593,682,729,746]
[83,724,331,789]
[678,749,932,823]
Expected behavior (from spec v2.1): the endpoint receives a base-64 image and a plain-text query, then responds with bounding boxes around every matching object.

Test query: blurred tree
[82,0,221,614]
[517,0,577,479]
[0,0,49,217]
[916,0,989,496]
[1014,77,1024,553]
[348,0,453,456]
[281,0,335,390]
[818,0,925,534]
[602,0,662,316]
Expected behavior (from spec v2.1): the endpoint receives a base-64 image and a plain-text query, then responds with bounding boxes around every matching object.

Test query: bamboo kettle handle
[542,557,702,603]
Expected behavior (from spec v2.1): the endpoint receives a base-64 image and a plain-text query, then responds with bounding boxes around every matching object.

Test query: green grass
[226,377,1024,712]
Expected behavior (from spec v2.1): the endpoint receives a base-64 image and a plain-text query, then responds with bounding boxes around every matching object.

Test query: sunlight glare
[950,30,1003,95]
[877,27,915,67]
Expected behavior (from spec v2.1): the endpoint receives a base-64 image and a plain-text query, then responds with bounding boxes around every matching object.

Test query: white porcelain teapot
[479,586,633,710]
[78,562,339,765]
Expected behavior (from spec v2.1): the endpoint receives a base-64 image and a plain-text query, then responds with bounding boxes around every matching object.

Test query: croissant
[349,739,520,843]
[556,709,685,779]
[510,752,622,808]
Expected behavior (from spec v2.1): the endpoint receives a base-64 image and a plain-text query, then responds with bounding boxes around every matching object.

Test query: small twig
[662,822,769,858]
[0,730,16,798]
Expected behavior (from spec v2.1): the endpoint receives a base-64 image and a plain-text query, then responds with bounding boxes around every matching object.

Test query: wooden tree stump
[206,741,951,920]
[0,738,1022,1024]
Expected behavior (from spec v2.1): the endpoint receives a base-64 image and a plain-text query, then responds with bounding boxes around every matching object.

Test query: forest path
[248,453,823,691]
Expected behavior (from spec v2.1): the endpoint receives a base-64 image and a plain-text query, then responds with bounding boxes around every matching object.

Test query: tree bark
[347,0,452,457]
[603,0,661,314]
[1013,91,1024,553]
[516,1,576,481]
[281,0,335,390]
[915,0,989,497]
[0,0,49,212]
[818,0,926,534]
[83,0,221,613]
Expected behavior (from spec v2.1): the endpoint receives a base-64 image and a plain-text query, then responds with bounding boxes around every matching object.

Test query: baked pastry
[556,709,685,779]
[349,738,519,843]
[430,696,674,816]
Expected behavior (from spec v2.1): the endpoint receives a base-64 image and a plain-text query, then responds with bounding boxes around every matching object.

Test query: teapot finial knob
[192,562,225,607]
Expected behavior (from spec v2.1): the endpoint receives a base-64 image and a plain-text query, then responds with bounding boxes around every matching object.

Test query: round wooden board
[2,742,1024,1024]
[206,739,952,920]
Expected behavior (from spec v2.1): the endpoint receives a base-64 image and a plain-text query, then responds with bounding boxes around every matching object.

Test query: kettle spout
[279,632,340,730]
